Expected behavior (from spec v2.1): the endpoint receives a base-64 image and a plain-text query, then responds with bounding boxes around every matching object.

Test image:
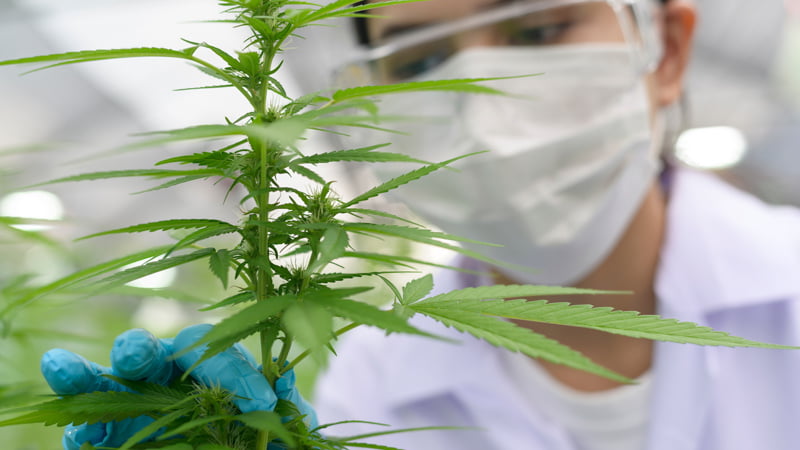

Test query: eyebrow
[375,0,516,42]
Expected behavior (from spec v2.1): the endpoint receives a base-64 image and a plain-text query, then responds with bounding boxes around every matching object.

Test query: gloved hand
[41,323,318,450]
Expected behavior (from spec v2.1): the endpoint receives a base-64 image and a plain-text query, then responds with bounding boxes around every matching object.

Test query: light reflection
[0,190,64,231]
[123,264,178,289]
[132,298,187,335]
[675,126,748,170]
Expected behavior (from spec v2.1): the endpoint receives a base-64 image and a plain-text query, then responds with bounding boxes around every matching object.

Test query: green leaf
[415,307,628,383]
[342,251,463,272]
[331,75,538,103]
[131,175,216,194]
[401,274,433,305]
[310,295,430,337]
[93,249,215,291]
[0,390,190,427]
[313,271,409,284]
[338,152,482,209]
[180,295,297,373]
[337,425,468,443]
[156,415,233,440]
[414,296,800,349]
[293,144,429,165]
[121,119,309,151]
[416,285,622,305]
[343,208,424,227]
[200,291,256,311]
[166,224,240,255]
[288,164,327,185]
[120,409,188,450]
[29,169,224,188]
[77,219,237,241]
[209,249,231,289]
[282,301,334,366]
[343,222,498,247]
[236,411,296,447]
[309,225,349,272]
[0,47,197,72]
[2,245,172,314]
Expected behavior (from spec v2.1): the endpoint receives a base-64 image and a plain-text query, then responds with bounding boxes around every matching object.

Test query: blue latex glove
[41,324,318,450]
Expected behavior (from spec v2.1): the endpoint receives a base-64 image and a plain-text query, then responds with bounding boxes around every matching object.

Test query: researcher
[41,0,800,449]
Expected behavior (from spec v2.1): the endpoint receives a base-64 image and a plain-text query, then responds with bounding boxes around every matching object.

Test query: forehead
[367,0,514,38]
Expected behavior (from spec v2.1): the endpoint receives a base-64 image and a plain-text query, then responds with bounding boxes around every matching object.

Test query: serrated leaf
[342,251,464,272]
[338,152,482,209]
[343,222,498,247]
[416,285,622,305]
[0,47,197,72]
[132,175,214,194]
[236,411,296,446]
[77,219,237,241]
[120,409,188,450]
[200,291,256,311]
[309,225,349,272]
[166,224,240,255]
[337,425,467,444]
[94,249,215,291]
[414,297,799,349]
[331,75,538,103]
[293,0,424,26]
[343,208,423,227]
[188,295,296,361]
[157,414,232,440]
[312,271,408,284]
[122,119,309,151]
[309,295,430,337]
[0,390,190,427]
[283,301,333,366]
[29,169,224,188]
[416,308,628,383]
[401,274,433,305]
[293,144,429,165]
[209,249,231,288]
[2,245,172,313]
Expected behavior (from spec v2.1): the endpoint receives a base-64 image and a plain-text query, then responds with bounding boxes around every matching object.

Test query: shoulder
[657,167,800,325]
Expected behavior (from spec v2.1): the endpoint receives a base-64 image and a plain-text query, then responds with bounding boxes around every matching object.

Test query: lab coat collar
[656,168,800,316]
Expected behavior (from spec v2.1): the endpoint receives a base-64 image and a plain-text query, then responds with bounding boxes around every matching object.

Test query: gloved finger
[62,423,105,450]
[41,349,119,395]
[110,328,176,384]
[275,369,319,429]
[172,324,278,413]
[61,417,156,450]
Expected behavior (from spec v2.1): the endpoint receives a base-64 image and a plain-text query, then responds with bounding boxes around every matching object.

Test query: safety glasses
[335,0,662,86]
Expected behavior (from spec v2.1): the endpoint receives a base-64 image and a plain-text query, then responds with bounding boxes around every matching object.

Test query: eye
[380,43,452,82]
[507,22,572,46]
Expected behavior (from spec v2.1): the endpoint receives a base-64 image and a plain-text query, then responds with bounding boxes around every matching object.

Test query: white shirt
[500,350,652,450]
[314,169,800,449]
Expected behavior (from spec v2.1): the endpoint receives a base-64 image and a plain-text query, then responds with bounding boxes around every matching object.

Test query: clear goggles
[335,0,662,86]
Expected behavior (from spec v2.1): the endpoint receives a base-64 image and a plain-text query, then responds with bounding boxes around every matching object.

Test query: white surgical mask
[353,45,662,285]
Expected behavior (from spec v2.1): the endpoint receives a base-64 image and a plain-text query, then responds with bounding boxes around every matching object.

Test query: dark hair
[352,0,670,46]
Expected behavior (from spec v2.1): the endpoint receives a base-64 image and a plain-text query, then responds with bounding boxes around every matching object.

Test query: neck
[495,182,667,391]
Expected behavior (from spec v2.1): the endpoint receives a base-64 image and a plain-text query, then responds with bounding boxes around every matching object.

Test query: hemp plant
[0,0,794,449]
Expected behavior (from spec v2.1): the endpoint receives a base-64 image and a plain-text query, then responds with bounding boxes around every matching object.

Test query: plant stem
[257,430,270,450]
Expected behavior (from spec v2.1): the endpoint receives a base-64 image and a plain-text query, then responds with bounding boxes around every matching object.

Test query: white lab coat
[314,169,800,450]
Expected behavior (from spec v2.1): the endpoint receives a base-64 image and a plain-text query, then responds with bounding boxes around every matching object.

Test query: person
[41,0,800,449]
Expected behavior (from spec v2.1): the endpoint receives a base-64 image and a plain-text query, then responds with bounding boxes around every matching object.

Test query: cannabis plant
[0,0,793,449]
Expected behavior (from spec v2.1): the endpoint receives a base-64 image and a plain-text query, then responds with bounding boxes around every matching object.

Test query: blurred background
[0,0,798,447]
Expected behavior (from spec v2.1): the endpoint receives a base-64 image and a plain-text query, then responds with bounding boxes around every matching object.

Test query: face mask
[351,45,662,285]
